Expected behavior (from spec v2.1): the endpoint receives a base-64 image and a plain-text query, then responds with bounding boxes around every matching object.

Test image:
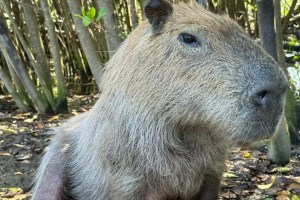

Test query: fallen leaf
[14,144,25,148]
[24,118,34,123]
[288,183,300,190]
[221,191,237,199]
[291,177,300,183]
[223,172,238,178]
[13,113,31,120]
[47,115,60,122]
[276,194,290,200]
[19,128,26,132]
[1,191,16,198]
[243,152,252,158]
[3,128,17,134]
[292,194,300,200]
[36,123,44,129]
[257,176,276,190]
[0,152,10,156]
[278,190,291,196]
[276,190,291,200]
[271,167,292,173]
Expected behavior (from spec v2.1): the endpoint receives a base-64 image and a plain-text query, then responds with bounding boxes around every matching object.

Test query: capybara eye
[178,33,200,47]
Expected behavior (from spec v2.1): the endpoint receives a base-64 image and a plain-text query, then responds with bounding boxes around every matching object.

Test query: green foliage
[264,198,273,200]
[281,0,300,16]
[246,2,257,11]
[96,8,106,21]
[86,7,96,19]
[75,7,106,27]
[288,37,300,47]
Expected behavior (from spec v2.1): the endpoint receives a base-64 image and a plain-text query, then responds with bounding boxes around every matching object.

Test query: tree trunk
[97,0,123,57]
[67,0,103,89]
[236,0,246,29]
[225,0,235,19]
[0,0,56,110]
[6,61,32,105]
[217,0,225,15]
[23,0,53,94]
[129,0,139,29]
[0,65,31,112]
[282,0,298,34]
[244,1,253,36]
[196,0,207,6]
[0,15,50,113]
[40,0,68,113]
[53,0,91,94]
[138,0,147,19]
[257,0,291,166]
[274,0,286,69]
[257,0,277,60]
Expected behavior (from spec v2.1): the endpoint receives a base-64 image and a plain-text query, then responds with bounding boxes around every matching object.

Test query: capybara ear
[145,0,173,34]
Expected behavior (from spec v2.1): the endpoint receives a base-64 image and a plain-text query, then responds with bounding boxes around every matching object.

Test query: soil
[0,95,97,200]
[0,95,300,200]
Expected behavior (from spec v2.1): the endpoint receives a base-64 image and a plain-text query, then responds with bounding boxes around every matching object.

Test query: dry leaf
[223,172,238,178]
[276,195,290,200]
[4,128,17,134]
[277,190,291,200]
[291,177,300,183]
[271,167,292,173]
[24,118,34,123]
[0,152,10,156]
[47,115,60,122]
[287,183,300,190]
[257,176,276,190]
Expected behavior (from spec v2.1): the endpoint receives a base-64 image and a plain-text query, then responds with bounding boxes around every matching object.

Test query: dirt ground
[0,95,97,199]
[0,95,300,200]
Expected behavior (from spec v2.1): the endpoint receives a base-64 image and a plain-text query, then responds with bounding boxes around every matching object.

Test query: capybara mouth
[233,111,282,143]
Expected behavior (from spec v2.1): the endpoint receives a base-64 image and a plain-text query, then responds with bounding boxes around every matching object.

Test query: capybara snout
[248,63,287,114]
[240,61,288,140]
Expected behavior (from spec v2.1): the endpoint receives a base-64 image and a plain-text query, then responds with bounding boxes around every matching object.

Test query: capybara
[31,0,288,199]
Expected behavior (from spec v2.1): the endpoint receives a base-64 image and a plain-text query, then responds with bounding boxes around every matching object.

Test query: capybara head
[101,0,288,144]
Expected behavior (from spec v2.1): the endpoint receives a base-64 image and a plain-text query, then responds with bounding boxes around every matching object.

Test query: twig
[7,0,40,10]
[282,0,298,34]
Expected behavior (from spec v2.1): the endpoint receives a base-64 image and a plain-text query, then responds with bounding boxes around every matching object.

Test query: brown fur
[31,1,287,200]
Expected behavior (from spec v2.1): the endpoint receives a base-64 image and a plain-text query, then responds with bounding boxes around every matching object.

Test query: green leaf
[264,197,273,200]
[74,14,83,19]
[82,16,92,27]
[81,7,86,16]
[292,194,300,200]
[96,7,106,21]
[86,7,96,19]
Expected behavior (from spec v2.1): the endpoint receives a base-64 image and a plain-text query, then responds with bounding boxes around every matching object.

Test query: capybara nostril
[251,89,272,108]
[257,90,268,100]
